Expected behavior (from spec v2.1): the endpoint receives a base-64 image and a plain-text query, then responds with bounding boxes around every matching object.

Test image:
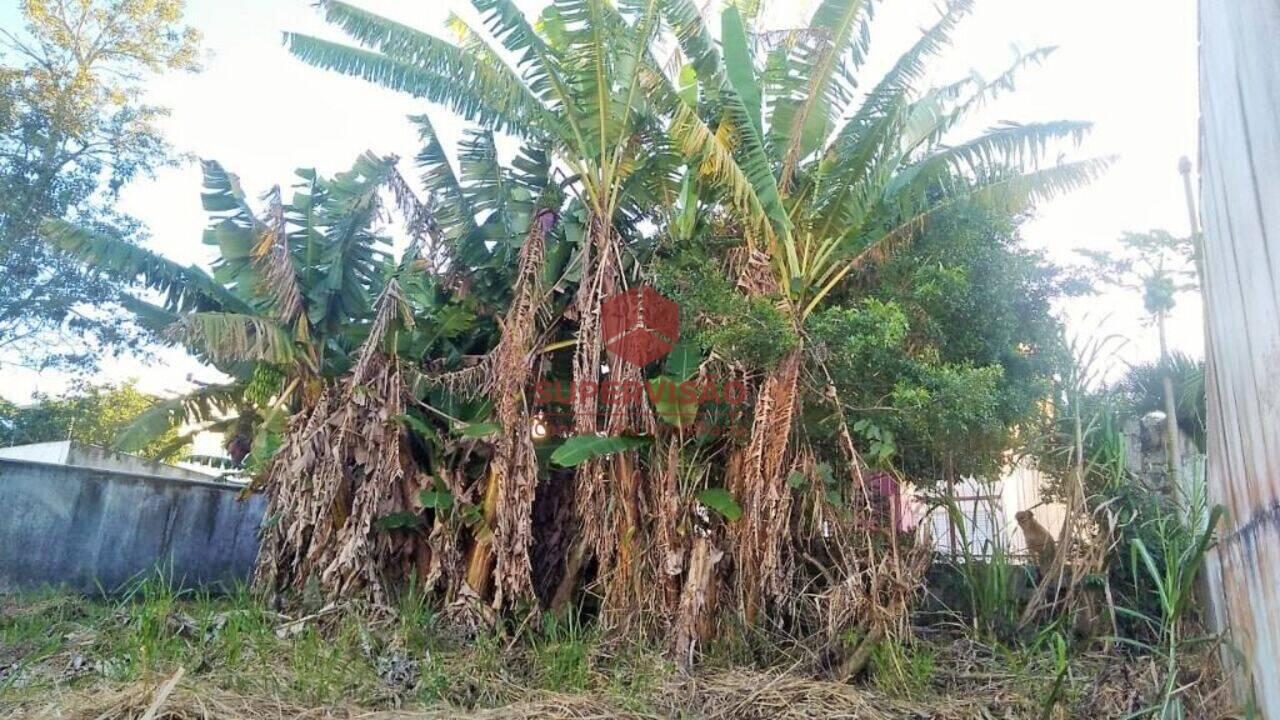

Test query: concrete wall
[0,441,220,483]
[0,457,264,594]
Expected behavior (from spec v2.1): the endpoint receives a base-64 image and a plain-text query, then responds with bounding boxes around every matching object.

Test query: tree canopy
[0,0,200,371]
[0,380,185,461]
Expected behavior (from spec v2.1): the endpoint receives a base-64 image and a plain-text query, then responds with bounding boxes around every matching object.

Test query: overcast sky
[0,0,1202,402]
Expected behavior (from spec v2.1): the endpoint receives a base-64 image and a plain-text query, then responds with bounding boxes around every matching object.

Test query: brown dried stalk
[730,349,801,624]
[254,282,429,604]
[486,209,555,609]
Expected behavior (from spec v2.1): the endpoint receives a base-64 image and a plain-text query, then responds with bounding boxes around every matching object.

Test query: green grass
[869,640,936,696]
[527,612,595,692]
[0,575,669,714]
[0,573,1224,719]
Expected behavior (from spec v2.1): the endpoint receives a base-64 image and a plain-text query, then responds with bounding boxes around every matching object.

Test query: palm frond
[553,0,617,162]
[351,278,414,380]
[285,33,544,139]
[115,383,245,453]
[305,153,395,330]
[772,0,873,188]
[600,0,666,211]
[202,160,271,299]
[888,120,1095,211]
[459,128,518,251]
[412,114,479,256]
[721,6,763,136]
[658,1,793,272]
[803,157,1112,316]
[254,186,308,331]
[168,312,299,366]
[201,160,260,225]
[119,296,179,335]
[386,166,445,270]
[668,101,775,250]
[912,46,1058,150]
[808,92,912,247]
[472,0,590,149]
[827,0,973,157]
[1121,353,1206,450]
[960,156,1113,214]
[40,219,253,316]
[659,0,721,82]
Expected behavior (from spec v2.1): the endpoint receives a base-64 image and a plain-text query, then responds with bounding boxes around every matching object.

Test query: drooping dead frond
[485,208,555,608]
[732,247,780,297]
[253,352,427,605]
[386,165,448,273]
[251,186,307,332]
[353,278,413,382]
[729,348,802,623]
[570,216,613,557]
[167,312,298,366]
[415,357,494,401]
[254,279,428,605]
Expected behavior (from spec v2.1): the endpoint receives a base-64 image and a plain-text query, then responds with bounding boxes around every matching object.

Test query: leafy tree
[0,0,200,370]
[807,202,1074,482]
[0,380,186,460]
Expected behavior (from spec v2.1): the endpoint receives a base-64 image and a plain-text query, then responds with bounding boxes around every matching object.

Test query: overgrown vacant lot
[1,579,1217,719]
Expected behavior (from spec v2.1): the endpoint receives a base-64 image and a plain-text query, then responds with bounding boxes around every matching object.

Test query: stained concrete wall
[0,457,264,594]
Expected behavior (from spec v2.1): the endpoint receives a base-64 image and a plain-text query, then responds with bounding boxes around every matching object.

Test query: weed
[529,612,595,692]
[936,494,1030,641]
[870,640,936,695]
[604,644,672,714]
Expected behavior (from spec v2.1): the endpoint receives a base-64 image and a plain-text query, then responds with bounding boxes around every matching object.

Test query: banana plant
[645,0,1112,634]
[40,153,445,461]
[661,0,1108,318]
[287,0,681,243]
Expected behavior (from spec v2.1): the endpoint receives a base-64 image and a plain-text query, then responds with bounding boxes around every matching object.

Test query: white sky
[0,0,1203,402]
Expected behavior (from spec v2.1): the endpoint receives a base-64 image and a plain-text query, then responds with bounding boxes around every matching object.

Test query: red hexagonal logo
[601,285,679,367]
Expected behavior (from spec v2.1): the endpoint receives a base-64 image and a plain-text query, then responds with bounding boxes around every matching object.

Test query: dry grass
[18,662,1193,720]
[14,669,1031,720]
[22,675,644,720]
[0,587,1238,720]
[677,669,1024,720]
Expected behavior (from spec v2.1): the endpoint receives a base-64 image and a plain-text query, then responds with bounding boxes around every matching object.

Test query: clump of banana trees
[285,0,1105,669]
[43,151,498,604]
[45,0,1108,673]
[42,154,436,463]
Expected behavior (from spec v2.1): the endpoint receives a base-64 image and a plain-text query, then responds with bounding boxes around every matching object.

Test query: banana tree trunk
[672,535,723,670]
[463,465,502,598]
[729,348,802,625]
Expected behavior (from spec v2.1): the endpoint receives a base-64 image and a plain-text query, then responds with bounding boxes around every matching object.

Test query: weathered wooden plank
[1200,0,1280,713]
